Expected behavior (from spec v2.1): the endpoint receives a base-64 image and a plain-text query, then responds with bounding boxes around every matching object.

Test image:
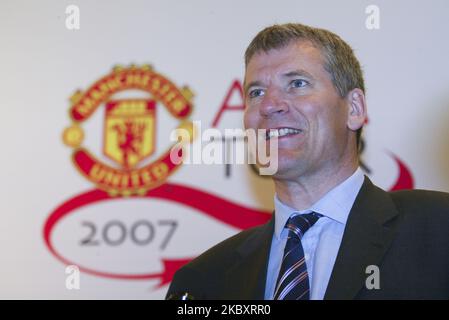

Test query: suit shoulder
[390,188,449,208]
[166,221,272,299]
[389,188,449,222]
[185,222,270,272]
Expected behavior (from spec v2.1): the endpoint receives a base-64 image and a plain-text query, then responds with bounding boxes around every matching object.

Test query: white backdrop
[1,0,449,299]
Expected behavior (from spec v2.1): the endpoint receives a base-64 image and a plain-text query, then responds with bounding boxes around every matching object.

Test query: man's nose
[259,90,289,118]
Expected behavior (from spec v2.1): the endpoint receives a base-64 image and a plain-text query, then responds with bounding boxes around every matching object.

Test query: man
[166,23,449,300]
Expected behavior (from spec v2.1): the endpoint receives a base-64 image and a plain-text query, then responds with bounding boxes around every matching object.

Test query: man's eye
[291,79,308,88]
[249,88,265,98]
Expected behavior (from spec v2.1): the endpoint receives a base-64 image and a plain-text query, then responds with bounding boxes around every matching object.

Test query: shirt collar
[273,167,365,240]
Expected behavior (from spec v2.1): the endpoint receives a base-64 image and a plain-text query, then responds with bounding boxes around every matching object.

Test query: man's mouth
[265,127,303,140]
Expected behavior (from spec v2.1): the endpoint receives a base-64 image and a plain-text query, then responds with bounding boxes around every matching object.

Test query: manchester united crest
[62,64,195,196]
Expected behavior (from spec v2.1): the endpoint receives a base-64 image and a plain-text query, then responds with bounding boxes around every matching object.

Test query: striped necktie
[273,212,322,300]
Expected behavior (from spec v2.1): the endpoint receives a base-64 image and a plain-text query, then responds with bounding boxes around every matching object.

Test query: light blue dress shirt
[265,168,365,300]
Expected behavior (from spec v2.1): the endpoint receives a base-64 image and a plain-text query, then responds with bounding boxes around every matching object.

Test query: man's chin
[252,158,300,178]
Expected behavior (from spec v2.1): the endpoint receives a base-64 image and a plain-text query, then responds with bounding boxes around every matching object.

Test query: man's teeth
[266,128,302,139]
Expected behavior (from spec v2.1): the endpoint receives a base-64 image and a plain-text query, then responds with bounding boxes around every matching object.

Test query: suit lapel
[224,216,275,299]
[324,177,399,300]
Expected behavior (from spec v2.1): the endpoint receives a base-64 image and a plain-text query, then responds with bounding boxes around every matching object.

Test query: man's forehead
[244,40,325,85]
[246,40,322,69]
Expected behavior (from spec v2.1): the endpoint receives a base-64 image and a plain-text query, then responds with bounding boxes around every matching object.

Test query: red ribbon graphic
[43,183,271,287]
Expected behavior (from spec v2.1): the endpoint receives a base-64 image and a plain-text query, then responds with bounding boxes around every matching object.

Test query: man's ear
[346,88,367,131]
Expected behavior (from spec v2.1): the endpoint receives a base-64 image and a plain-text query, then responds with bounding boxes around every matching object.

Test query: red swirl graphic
[388,152,414,190]
[43,183,271,287]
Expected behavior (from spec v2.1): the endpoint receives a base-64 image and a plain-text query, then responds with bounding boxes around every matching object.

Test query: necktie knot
[286,212,322,240]
[273,212,322,300]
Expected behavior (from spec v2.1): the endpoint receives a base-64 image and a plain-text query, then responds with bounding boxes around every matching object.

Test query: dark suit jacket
[166,177,449,299]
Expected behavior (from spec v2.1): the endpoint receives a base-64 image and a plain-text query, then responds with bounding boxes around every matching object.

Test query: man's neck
[273,162,359,211]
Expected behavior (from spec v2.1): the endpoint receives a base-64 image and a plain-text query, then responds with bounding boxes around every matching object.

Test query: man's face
[244,41,356,180]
